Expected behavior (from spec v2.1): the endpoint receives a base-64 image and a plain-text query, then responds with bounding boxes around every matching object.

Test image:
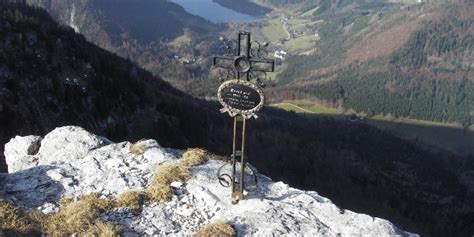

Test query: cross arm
[249,59,275,72]
[213,56,235,70]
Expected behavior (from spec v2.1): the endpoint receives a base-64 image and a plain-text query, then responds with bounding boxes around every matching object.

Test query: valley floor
[271,101,474,156]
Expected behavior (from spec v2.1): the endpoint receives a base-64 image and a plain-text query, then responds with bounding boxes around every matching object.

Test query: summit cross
[212,32,276,204]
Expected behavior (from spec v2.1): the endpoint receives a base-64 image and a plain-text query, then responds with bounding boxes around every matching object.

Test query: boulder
[4,135,42,173]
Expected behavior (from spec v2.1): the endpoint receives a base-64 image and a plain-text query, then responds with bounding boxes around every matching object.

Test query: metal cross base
[231,115,247,204]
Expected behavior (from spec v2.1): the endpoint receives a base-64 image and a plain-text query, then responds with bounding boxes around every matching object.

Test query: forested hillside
[275,1,473,124]
[214,0,272,16]
[23,0,222,89]
[1,3,474,236]
[256,0,312,8]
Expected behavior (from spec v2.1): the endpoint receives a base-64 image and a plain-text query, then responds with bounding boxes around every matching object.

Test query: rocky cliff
[0,126,417,236]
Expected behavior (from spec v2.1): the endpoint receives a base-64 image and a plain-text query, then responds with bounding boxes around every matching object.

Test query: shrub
[180,148,208,167]
[144,184,173,203]
[115,191,144,210]
[152,162,190,186]
[195,220,236,237]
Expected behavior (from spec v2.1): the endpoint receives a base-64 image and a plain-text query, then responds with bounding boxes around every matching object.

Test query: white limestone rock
[37,126,111,164]
[2,126,176,205]
[1,126,418,237]
[4,135,42,172]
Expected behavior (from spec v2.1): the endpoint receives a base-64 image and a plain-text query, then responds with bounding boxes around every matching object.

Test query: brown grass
[143,148,216,204]
[195,220,236,237]
[78,193,113,212]
[84,220,120,236]
[0,199,39,235]
[180,148,209,167]
[144,184,173,203]
[0,197,119,236]
[57,197,73,207]
[44,194,117,236]
[1,147,218,235]
[45,199,102,234]
[129,139,147,155]
[26,210,48,232]
[115,191,144,210]
[152,162,191,186]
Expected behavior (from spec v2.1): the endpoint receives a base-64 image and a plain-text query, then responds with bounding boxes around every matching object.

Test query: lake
[170,0,261,23]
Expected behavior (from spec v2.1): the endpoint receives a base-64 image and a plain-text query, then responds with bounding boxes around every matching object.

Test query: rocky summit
[0,126,417,236]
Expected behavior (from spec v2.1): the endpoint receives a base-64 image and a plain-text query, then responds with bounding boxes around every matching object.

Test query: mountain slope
[1,3,473,236]
[275,1,474,124]
[0,126,417,236]
[24,0,222,87]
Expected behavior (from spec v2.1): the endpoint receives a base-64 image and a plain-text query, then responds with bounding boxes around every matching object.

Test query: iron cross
[213,32,275,83]
[212,32,276,204]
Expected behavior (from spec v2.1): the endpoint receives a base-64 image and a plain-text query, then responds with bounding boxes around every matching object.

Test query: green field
[271,102,313,113]
[261,14,320,54]
[271,101,474,155]
[284,35,316,52]
[167,33,191,48]
[272,101,341,114]
[261,18,288,42]
[287,18,310,26]
[366,118,474,155]
[301,6,319,17]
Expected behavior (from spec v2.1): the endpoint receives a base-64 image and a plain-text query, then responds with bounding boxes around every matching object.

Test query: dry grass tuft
[84,220,121,236]
[0,199,39,235]
[45,199,101,234]
[145,184,173,203]
[26,210,48,232]
[78,193,113,212]
[180,148,209,167]
[129,139,148,155]
[44,194,117,235]
[195,220,236,237]
[57,197,73,207]
[115,191,144,210]
[144,148,212,205]
[152,162,191,186]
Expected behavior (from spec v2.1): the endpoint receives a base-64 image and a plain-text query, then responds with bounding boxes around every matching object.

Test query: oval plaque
[217,79,265,118]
